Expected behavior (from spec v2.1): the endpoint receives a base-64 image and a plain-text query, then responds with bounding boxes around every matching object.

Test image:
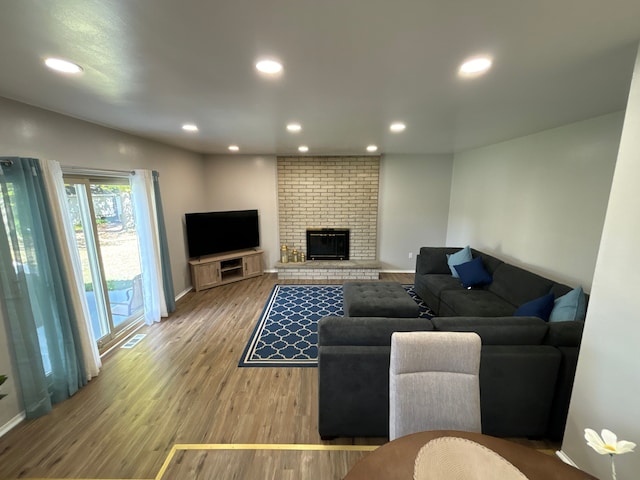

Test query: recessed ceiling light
[390,122,406,133]
[286,123,302,132]
[298,145,309,153]
[44,57,83,74]
[459,56,492,76]
[228,145,239,152]
[366,145,378,152]
[182,124,198,132]
[256,59,283,74]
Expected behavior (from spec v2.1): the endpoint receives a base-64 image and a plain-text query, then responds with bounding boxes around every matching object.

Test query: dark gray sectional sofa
[317,247,585,441]
[415,247,582,318]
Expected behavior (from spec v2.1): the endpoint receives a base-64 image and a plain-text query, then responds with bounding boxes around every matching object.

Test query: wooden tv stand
[189,249,263,292]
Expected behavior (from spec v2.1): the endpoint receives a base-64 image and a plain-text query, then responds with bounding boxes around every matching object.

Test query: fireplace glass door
[306,228,349,260]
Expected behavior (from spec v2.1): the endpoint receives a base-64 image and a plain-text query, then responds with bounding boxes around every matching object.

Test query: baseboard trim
[266,268,415,274]
[268,268,413,276]
[0,411,25,437]
[556,450,578,468]
[175,288,191,301]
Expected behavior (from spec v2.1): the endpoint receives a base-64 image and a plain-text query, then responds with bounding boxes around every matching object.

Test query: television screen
[185,209,259,258]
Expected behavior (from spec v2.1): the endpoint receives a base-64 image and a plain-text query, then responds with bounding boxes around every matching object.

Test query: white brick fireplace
[277,155,381,279]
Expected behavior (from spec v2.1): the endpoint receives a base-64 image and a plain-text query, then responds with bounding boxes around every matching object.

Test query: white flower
[585,428,636,456]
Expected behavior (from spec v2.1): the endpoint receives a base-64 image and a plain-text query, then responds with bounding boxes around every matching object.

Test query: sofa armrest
[431,316,548,345]
[318,316,434,347]
[544,320,584,347]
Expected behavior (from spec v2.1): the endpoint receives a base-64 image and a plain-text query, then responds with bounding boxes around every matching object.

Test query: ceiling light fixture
[228,145,239,152]
[286,123,302,132]
[366,145,378,152]
[459,56,492,76]
[298,145,309,153]
[256,59,283,74]
[390,122,406,133]
[182,124,199,132]
[44,57,83,74]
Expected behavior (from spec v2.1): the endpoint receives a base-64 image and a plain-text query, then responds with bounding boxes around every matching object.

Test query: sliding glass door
[64,176,143,350]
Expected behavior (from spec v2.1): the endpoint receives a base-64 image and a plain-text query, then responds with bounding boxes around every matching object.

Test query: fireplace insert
[306,228,349,260]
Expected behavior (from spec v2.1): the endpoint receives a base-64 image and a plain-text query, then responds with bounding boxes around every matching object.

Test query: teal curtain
[152,171,175,313]
[0,157,86,418]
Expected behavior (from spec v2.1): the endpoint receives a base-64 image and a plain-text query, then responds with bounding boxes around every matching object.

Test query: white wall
[0,97,207,294]
[0,97,207,427]
[201,154,455,272]
[446,112,623,289]
[561,45,640,480]
[202,155,279,270]
[378,154,453,271]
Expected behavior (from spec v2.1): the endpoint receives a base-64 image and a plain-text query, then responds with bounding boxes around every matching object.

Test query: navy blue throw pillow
[453,257,493,288]
[514,292,555,321]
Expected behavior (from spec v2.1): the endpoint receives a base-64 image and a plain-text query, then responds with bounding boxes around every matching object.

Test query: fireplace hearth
[307,228,349,260]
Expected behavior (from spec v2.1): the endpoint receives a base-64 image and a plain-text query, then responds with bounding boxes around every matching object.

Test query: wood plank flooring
[0,273,558,479]
[157,445,375,480]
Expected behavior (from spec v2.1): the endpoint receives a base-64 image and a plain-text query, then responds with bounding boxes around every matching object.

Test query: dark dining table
[343,430,597,480]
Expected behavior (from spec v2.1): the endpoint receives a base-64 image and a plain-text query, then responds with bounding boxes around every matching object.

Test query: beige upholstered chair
[389,331,482,441]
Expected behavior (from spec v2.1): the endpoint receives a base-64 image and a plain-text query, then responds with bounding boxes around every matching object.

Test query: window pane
[89,183,143,327]
[65,179,143,348]
[65,183,108,340]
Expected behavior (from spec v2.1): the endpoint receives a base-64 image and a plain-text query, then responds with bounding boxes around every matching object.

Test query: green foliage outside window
[84,279,133,292]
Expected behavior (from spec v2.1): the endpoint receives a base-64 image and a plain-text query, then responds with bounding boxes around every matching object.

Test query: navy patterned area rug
[239,284,433,367]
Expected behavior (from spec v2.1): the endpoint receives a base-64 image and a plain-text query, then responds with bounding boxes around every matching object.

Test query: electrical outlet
[408,252,413,259]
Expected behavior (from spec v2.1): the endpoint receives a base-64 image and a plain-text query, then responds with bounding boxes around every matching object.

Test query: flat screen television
[185,209,259,258]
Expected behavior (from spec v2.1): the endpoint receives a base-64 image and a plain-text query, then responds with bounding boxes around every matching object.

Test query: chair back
[389,331,482,440]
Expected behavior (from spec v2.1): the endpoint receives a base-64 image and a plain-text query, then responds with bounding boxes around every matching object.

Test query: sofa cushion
[471,250,504,275]
[454,257,493,288]
[447,246,472,278]
[440,289,515,317]
[543,321,584,347]
[549,287,587,322]
[417,247,463,275]
[422,274,465,298]
[488,263,554,306]
[514,292,555,321]
[549,283,572,299]
[432,316,549,345]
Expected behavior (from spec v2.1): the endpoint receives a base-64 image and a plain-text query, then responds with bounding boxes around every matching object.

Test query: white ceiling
[0,1,638,156]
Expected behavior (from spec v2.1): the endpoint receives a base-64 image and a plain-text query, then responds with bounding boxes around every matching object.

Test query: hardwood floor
[0,273,558,479]
[157,445,375,480]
